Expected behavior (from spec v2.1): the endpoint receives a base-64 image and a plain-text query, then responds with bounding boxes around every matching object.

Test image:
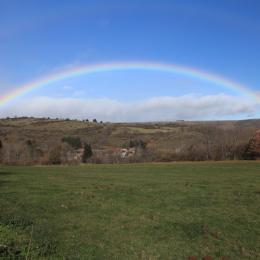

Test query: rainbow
[0,61,259,106]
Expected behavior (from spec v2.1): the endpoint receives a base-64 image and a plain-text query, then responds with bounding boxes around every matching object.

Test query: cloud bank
[1,94,257,122]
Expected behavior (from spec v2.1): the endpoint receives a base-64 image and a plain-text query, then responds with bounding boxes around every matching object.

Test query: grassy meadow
[0,162,259,259]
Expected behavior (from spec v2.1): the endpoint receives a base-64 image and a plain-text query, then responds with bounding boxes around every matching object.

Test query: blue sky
[0,0,260,121]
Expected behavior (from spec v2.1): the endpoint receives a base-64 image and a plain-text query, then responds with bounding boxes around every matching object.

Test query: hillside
[0,117,259,164]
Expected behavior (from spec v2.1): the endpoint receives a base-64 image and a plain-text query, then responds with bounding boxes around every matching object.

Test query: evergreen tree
[82,143,93,163]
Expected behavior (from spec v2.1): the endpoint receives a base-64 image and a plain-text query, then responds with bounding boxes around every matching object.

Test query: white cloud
[1,94,257,122]
[62,85,73,91]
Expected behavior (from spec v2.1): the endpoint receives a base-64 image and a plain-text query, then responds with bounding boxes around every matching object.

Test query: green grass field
[0,162,259,259]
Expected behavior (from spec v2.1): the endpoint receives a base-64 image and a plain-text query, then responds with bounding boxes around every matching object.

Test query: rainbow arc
[0,61,259,106]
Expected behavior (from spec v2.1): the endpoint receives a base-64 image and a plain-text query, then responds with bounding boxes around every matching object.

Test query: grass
[124,126,175,134]
[0,162,259,259]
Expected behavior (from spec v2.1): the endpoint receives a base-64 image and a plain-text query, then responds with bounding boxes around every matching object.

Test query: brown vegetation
[0,117,259,165]
[244,130,260,159]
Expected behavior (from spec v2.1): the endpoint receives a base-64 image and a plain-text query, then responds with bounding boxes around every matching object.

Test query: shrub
[129,139,147,150]
[61,136,82,149]
[82,143,93,163]
[26,140,33,146]
[48,147,62,165]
